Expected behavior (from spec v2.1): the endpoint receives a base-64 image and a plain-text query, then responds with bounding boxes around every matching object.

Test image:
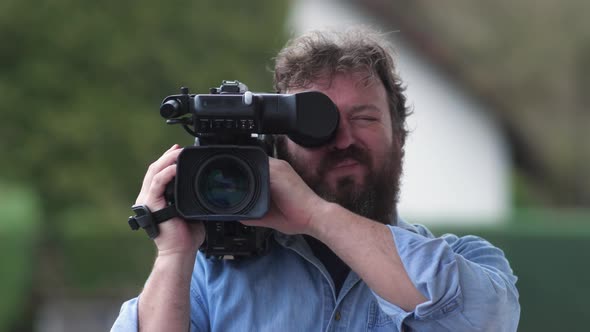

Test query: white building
[288,0,511,225]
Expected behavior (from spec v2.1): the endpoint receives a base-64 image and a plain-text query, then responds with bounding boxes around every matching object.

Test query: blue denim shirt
[112,221,520,331]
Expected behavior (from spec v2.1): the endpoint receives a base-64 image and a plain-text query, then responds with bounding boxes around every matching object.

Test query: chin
[332,176,364,192]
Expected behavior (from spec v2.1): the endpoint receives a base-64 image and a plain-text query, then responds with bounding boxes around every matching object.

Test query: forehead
[292,70,376,91]
[290,71,389,113]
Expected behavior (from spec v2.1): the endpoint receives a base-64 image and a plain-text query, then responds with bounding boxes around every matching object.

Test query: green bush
[432,211,590,332]
[0,0,289,235]
[0,184,39,331]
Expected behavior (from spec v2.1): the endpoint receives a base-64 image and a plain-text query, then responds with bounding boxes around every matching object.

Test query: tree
[0,0,289,233]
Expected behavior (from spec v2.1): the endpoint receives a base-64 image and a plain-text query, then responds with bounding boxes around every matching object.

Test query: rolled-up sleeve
[373,225,520,331]
[110,255,210,332]
[111,297,139,332]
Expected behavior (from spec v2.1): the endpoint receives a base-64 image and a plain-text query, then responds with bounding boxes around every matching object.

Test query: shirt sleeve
[372,225,520,331]
[110,294,203,332]
[110,297,139,332]
[109,253,212,332]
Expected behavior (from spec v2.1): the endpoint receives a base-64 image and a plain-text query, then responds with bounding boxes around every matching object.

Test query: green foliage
[431,210,590,332]
[0,0,289,232]
[60,233,156,295]
[0,1,288,327]
[0,184,39,331]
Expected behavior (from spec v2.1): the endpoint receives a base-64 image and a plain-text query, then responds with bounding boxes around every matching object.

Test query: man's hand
[135,144,205,256]
[241,157,327,236]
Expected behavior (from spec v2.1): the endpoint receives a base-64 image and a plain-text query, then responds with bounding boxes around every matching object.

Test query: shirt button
[335,311,341,321]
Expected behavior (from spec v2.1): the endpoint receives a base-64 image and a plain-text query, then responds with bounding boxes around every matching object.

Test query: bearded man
[113,27,520,332]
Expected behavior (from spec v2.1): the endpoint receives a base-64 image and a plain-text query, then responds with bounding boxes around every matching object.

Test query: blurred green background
[1,0,589,331]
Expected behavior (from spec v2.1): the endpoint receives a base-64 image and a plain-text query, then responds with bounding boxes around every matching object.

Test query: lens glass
[197,157,251,211]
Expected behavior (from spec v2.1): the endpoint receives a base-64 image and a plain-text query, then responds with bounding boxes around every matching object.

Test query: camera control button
[243,91,253,105]
[213,119,225,130]
[199,119,211,131]
[239,119,248,130]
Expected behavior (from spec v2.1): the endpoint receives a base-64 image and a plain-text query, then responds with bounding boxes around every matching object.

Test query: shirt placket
[276,233,366,331]
[325,272,361,331]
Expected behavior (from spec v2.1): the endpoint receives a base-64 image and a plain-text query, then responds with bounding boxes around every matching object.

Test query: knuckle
[151,165,175,188]
[276,159,291,171]
[147,161,158,173]
[152,172,166,187]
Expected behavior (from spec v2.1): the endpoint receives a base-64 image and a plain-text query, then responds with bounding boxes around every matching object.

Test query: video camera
[160,80,339,258]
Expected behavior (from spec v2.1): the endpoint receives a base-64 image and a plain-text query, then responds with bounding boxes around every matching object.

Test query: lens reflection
[197,157,250,210]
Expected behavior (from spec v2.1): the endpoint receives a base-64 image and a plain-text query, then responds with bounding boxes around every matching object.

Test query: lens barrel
[174,145,270,221]
[195,155,255,214]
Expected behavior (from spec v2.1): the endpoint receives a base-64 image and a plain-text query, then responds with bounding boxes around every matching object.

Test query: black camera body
[160,81,338,258]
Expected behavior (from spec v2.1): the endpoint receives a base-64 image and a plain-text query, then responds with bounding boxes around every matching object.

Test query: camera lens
[195,155,255,214]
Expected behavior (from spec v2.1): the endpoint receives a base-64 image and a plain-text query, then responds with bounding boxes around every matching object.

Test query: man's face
[276,71,403,225]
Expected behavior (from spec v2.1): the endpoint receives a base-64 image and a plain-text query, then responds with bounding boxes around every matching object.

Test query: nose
[330,117,354,150]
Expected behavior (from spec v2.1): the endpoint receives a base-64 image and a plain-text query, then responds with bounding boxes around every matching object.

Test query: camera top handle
[159,81,340,148]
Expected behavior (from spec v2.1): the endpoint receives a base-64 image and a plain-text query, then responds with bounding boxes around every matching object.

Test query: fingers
[240,219,265,227]
[147,163,177,205]
[136,145,182,206]
[140,145,182,192]
[239,202,282,227]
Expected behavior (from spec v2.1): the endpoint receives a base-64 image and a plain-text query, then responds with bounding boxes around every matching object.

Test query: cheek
[361,126,391,150]
[365,131,396,167]
[286,141,321,168]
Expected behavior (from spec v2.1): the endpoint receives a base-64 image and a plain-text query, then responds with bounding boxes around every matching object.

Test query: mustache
[317,145,371,174]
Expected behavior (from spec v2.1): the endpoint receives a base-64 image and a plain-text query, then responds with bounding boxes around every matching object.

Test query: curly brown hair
[273,27,410,145]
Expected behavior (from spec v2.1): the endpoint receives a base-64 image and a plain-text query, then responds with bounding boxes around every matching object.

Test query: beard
[274,136,403,225]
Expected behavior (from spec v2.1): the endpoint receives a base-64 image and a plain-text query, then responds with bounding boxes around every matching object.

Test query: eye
[352,116,378,123]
